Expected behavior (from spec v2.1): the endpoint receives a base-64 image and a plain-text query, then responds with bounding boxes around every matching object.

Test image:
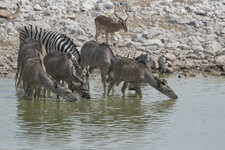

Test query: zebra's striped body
[19,24,81,73]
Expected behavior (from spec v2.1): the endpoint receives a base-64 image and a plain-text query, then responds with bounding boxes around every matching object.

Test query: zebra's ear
[66,52,72,59]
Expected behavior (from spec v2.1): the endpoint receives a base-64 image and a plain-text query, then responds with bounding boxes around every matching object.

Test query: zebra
[19,24,81,74]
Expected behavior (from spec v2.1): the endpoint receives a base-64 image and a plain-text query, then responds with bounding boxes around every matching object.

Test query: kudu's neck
[144,70,159,89]
[39,72,57,93]
[111,22,123,32]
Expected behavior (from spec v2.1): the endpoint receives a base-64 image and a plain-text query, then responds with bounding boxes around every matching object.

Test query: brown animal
[22,52,77,101]
[43,50,90,99]
[15,39,45,90]
[80,40,117,95]
[0,3,20,20]
[107,57,178,99]
[94,3,129,48]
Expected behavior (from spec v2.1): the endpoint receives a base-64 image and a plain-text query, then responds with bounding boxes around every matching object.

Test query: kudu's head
[114,3,129,32]
[154,77,178,99]
[53,82,78,102]
[68,75,90,99]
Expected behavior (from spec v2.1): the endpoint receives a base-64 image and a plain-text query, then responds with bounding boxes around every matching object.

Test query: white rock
[215,55,225,66]
[34,4,42,11]
[211,41,222,52]
[143,39,163,47]
[103,1,114,9]
[81,0,97,11]
[164,53,176,62]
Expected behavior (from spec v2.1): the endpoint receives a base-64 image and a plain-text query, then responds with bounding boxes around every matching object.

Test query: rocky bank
[0,0,225,77]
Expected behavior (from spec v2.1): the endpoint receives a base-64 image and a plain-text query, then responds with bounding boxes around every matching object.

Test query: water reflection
[16,91,176,147]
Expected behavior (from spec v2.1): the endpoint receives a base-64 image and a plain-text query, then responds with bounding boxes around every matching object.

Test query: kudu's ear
[137,59,148,68]
[66,52,72,59]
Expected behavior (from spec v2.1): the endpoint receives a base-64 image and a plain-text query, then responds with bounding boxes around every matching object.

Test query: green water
[0,75,225,150]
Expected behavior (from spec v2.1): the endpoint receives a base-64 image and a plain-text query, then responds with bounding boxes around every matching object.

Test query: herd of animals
[1,3,178,101]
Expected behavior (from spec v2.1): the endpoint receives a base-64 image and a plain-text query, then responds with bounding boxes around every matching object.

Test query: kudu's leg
[107,79,117,96]
[15,67,20,90]
[95,27,100,42]
[16,67,23,91]
[56,80,60,98]
[23,81,29,98]
[105,31,109,44]
[15,55,22,91]
[101,71,107,96]
[121,82,128,97]
[35,88,41,100]
[134,83,142,99]
[29,86,35,100]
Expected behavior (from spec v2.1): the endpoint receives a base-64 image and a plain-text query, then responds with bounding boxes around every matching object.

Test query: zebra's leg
[121,82,128,97]
[80,62,85,77]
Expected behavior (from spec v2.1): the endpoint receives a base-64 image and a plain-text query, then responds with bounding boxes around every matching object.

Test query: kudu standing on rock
[107,57,178,99]
[43,50,90,99]
[95,3,129,49]
[80,40,117,95]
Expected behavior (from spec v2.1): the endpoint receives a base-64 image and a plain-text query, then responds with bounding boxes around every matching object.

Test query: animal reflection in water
[16,95,177,138]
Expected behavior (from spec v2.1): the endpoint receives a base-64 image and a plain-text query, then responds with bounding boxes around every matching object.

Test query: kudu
[0,3,20,20]
[15,39,46,91]
[95,3,129,49]
[43,50,90,99]
[128,52,151,91]
[80,40,117,95]
[22,51,77,101]
[107,57,178,99]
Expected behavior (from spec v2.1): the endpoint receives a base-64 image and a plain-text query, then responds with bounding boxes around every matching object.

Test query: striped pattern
[19,24,81,72]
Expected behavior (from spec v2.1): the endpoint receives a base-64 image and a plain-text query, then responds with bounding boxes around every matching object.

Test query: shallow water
[0,75,225,150]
